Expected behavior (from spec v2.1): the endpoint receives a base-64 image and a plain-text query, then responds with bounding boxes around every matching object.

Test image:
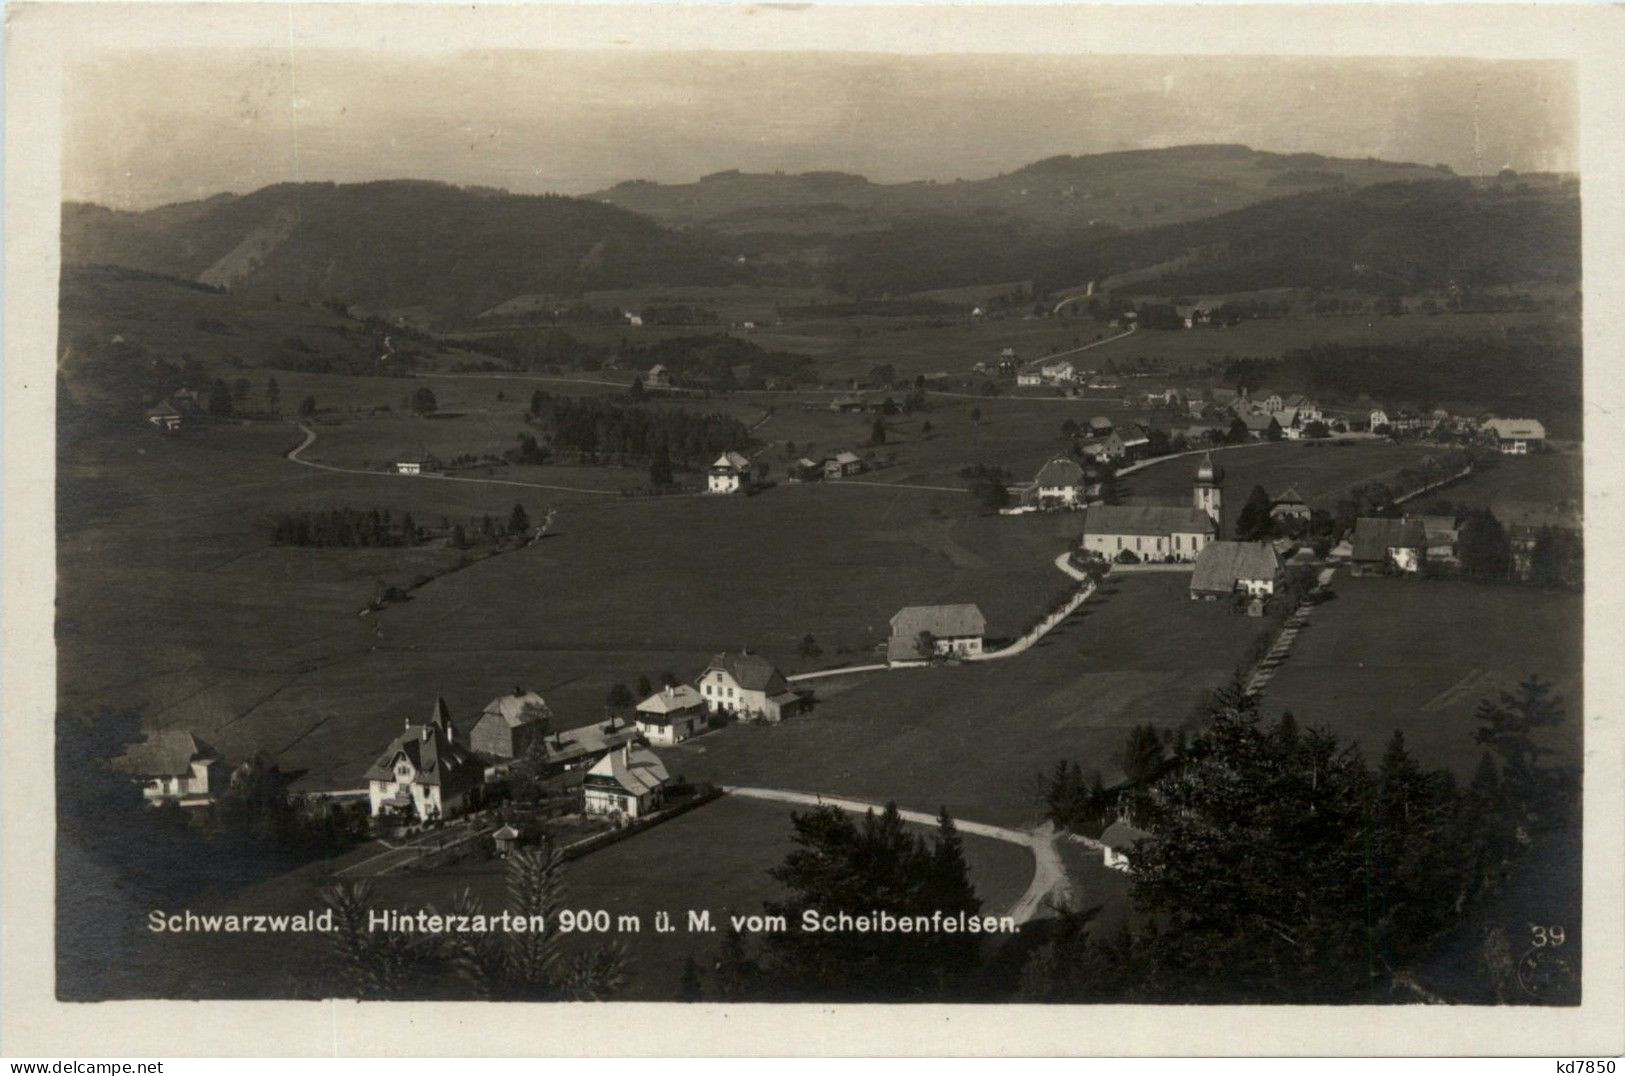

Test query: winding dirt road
[721,786,1068,925]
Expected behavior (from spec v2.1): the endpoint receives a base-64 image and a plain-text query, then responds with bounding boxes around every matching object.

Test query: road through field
[720,786,1066,925]
[285,423,625,496]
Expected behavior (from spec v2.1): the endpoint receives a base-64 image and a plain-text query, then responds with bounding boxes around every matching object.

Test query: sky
[63,51,1577,210]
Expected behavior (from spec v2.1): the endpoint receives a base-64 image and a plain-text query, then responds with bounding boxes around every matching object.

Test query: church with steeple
[1193,451,1224,527]
[1077,453,1224,563]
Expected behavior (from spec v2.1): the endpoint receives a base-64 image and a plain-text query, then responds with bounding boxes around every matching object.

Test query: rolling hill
[591,144,1456,234]
[61,181,751,323]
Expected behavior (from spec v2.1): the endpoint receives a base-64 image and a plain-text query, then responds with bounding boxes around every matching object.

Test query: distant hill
[61,181,751,322]
[591,145,1456,233]
[815,175,1581,297]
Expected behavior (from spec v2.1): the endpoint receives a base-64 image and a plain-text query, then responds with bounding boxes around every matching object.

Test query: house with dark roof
[1189,541,1284,600]
[634,684,708,745]
[699,652,804,722]
[1479,418,1547,455]
[1269,487,1311,522]
[110,729,228,806]
[1079,504,1216,563]
[145,401,184,433]
[1100,818,1153,872]
[1352,517,1428,574]
[583,744,672,819]
[469,688,552,759]
[887,603,987,662]
[1030,457,1089,507]
[364,698,486,821]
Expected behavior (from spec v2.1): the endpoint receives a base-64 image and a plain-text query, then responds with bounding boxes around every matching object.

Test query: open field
[60,420,1082,793]
[1259,574,1583,776]
[664,572,1266,829]
[81,794,1033,1001]
[1412,449,1582,526]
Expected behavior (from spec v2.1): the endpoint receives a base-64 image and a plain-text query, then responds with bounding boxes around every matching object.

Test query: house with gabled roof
[1030,457,1089,507]
[145,401,184,433]
[634,684,708,745]
[469,687,552,759]
[707,451,753,494]
[1479,418,1547,455]
[110,729,228,806]
[644,364,672,389]
[364,698,486,822]
[1352,517,1427,574]
[1269,487,1311,522]
[582,744,672,819]
[699,651,804,722]
[1189,541,1284,600]
[887,603,987,662]
[824,451,864,479]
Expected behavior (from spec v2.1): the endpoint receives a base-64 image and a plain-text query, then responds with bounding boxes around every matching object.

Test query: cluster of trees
[527,392,752,470]
[1021,675,1577,1003]
[269,507,421,548]
[961,464,1012,512]
[697,805,986,1001]
[319,845,629,1000]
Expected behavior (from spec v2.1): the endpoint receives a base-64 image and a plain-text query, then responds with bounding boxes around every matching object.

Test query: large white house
[699,652,803,722]
[110,729,228,807]
[1480,418,1547,455]
[707,451,753,494]
[634,684,708,745]
[582,744,671,819]
[364,699,486,822]
[887,603,987,662]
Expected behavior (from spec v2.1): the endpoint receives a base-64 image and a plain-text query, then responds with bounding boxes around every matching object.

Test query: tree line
[528,392,752,469]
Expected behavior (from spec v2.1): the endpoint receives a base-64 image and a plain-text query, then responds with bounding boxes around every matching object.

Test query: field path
[285,423,625,496]
[720,786,1065,925]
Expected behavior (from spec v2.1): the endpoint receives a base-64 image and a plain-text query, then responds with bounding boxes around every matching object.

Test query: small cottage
[110,729,228,807]
[887,604,987,662]
[707,451,753,494]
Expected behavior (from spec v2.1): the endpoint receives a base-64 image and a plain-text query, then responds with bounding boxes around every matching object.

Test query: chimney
[403,718,410,731]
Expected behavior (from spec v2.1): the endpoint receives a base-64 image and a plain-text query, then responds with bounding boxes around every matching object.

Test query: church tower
[1193,452,1223,527]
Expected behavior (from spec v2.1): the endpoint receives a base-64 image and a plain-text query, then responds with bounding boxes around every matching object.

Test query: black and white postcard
[3,1,1622,1059]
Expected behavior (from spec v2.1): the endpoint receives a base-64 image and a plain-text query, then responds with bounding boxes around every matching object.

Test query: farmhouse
[699,652,804,722]
[1269,487,1311,522]
[829,395,867,413]
[707,451,753,494]
[825,451,864,479]
[469,688,552,759]
[1040,358,1076,383]
[644,364,672,389]
[110,729,228,807]
[1016,370,1044,387]
[394,460,423,476]
[1117,424,1151,461]
[887,603,987,662]
[1087,416,1114,437]
[1030,457,1089,507]
[1283,395,1321,422]
[789,457,824,482]
[364,699,485,822]
[1369,409,1390,431]
[1352,517,1427,574]
[145,401,184,433]
[1189,541,1284,600]
[1100,818,1152,872]
[635,684,708,745]
[1259,393,1284,413]
[582,744,672,820]
[1238,412,1281,439]
[1419,514,1462,562]
[1480,418,1547,455]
